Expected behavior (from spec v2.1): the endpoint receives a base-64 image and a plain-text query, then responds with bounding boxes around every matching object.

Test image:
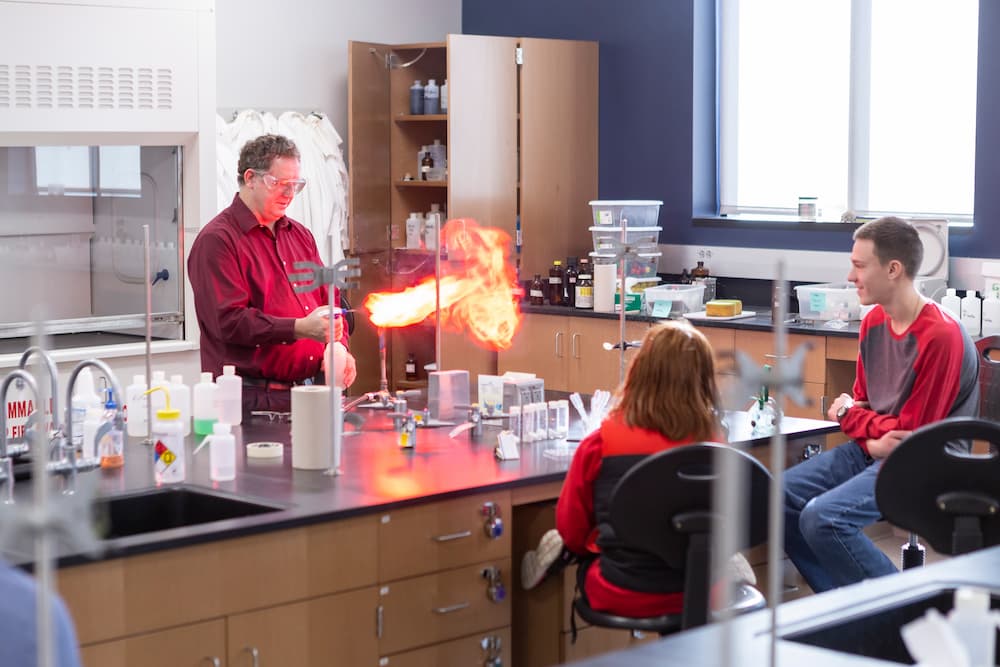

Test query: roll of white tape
[246,441,284,459]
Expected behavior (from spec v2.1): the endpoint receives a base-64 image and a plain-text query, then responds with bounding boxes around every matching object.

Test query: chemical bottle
[424,78,440,115]
[409,80,424,115]
[428,140,447,180]
[946,587,999,667]
[420,151,434,181]
[961,290,982,336]
[440,79,448,113]
[97,388,124,469]
[192,372,218,436]
[983,292,1000,336]
[549,260,565,306]
[691,260,710,279]
[679,268,692,284]
[149,370,168,413]
[576,261,594,309]
[941,288,962,320]
[529,274,545,305]
[125,374,148,437]
[145,386,184,484]
[71,367,103,449]
[405,352,418,381]
[423,209,438,250]
[405,212,423,249]
[202,422,236,482]
[170,374,192,436]
[215,365,243,426]
[564,258,579,308]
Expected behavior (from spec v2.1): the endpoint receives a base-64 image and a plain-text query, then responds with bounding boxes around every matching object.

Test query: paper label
[809,292,827,313]
[597,210,613,225]
[652,300,673,317]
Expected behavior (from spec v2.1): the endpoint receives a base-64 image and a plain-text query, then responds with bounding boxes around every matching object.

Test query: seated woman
[521,321,753,617]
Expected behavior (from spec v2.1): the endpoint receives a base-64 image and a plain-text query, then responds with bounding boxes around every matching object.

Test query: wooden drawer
[784,380,827,420]
[379,627,511,666]
[826,335,859,361]
[377,559,512,655]
[379,491,512,581]
[735,330,827,384]
[80,619,225,667]
[698,326,736,374]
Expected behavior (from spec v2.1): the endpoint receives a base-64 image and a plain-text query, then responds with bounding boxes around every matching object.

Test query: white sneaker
[521,529,564,590]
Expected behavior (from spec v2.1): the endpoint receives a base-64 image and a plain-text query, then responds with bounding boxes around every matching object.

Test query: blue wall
[463,0,1000,258]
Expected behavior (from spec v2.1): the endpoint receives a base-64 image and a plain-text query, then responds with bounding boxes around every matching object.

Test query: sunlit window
[34,145,142,197]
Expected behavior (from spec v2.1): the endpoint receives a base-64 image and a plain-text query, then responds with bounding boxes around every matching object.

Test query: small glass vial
[420,151,434,181]
[564,259,578,308]
[533,402,549,441]
[548,261,565,306]
[508,405,522,442]
[405,352,418,381]
[555,399,570,439]
[547,400,560,439]
[529,274,545,305]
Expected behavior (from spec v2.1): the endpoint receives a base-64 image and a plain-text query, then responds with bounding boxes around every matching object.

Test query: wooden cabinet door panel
[568,318,647,394]
[497,314,568,390]
[697,325,737,375]
[784,380,827,420]
[380,627,511,667]
[80,619,224,667]
[378,559,512,655]
[735,331,827,384]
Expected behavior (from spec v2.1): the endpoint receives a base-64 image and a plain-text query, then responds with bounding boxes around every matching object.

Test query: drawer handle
[572,332,580,359]
[433,602,471,614]
[555,331,564,358]
[201,659,221,667]
[433,530,472,542]
[763,353,789,360]
[241,647,260,667]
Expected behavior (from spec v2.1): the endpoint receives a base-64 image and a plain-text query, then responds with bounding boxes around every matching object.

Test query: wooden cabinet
[498,313,648,393]
[379,627,510,667]
[348,35,597,392]
[80,619,225,667]
[734,330,827,420]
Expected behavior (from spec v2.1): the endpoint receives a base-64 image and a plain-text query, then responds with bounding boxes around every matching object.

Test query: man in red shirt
[188,134,356,414]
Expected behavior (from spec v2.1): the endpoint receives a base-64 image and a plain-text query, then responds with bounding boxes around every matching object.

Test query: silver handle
[242,646,260,667]
[201,659,221,667]
[433,530,472,542]
[433,602,471,614]
[820,395,827,417]
[763,353,789,360]
[376,604,384,639]
[572,332,580,359]
[555,331,564,358]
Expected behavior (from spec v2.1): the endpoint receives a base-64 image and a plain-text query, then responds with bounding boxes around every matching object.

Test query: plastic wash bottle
[145,385,185,484]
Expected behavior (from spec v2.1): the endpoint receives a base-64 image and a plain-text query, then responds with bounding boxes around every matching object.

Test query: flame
[363,219,523,350]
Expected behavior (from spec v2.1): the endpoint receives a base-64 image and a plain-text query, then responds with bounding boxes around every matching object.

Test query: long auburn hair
[611,321,720,442]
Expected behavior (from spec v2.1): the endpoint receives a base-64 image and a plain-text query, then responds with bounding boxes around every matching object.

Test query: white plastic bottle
[169,374,192,436]
[125,374,148,437]
[215,365,243,426]
[405,212,423,249]
[424,78,440,115]
[440,79,448,114]
[146,386,184,484]
[961,290,982,336]
[71,368,103,449]
[207,422,236,482]
[941,288,962,320]
[192,372,218,436]
[983,292,1000,336]
[424,211,438,251]
[97,389,124,469]
[149,370,168,413]
[947,587,999,667]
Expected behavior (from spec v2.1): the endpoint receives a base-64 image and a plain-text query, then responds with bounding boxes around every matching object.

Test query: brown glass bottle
[529,274,545,305]
[575,259,594,309]
[420,151,433,181]
[564,258,579,308]
[548,260,565,306]
[405,352,418,381]
[691,260,710,279]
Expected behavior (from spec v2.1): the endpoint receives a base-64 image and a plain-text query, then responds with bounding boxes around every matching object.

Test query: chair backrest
[876,417,1000,555]
[976,336,1000,421]
[608,443,771,628]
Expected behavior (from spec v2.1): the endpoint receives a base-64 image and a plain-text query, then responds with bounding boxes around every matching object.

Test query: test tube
[509,405,522,442]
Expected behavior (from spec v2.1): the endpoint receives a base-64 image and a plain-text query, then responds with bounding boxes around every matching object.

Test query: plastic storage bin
[644,284,705,317]
[590,226,661,252]
[794,282,862,321]
[589,200,663,227]
[589,251,661,277]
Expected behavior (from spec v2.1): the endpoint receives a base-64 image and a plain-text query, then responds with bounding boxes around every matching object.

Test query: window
[34,145,142,198]
[719,0,979,224]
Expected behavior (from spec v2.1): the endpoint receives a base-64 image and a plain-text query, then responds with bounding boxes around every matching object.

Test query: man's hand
[866,430,911,459]
[343,350,357,388]
[324,342,357,388]
[294,308,343,343]
[827,393,853,421]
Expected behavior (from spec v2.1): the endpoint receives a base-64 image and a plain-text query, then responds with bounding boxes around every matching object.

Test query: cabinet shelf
[395,114,448,123]
[396,180,448,188]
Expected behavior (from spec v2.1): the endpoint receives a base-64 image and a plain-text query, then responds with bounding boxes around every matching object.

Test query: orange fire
[363,219,523,350]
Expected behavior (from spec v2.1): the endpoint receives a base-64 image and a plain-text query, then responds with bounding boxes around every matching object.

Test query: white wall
[215,0,463,147]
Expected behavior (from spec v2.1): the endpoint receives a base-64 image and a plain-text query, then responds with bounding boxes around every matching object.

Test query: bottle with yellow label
[145,385,185,484]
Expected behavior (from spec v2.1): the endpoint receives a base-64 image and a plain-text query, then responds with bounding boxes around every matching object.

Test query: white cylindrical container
[148,389,184,484]
[961,290,982,337]
[215,365,243,426]
[170,374,192,436]
[192,372,218,436]
[556,399,570,439]
[982,293,1000,336]
[125,374,148,437]
[71,367,103,449]
[521,404,536,443]
[941,288,962,320]
[593,263,617,313]
[208,422,236,482]
[508,405,522,442]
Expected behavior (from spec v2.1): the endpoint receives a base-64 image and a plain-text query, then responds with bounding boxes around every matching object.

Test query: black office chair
[876,417,1000,557]
[572,443,770,635]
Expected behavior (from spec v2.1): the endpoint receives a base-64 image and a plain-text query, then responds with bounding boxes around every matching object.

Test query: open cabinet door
[348,41,391,393]
[519,38,598,276]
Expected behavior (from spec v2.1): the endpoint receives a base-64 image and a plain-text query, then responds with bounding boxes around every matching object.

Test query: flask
[170,374,192,436]
[424,78,440,115]
[420,151,434,181]
[941,288,962,320]
[192,372,218,436]
[97,388,124,469]
[576,261,594,309]
[691,260,710,279]
[548,260,565,306]
[215,365,243,426]
[564,258,578,307]
[409,80,424,115]
[440,79,448,113]
[405,352,418,381]
[145,386,185,484]
[961,290,982,336]
[982,292,1000,336]
[207,422,236,482]
[125,374,148,437]
[71,368,103,449]
[529,274,545,305]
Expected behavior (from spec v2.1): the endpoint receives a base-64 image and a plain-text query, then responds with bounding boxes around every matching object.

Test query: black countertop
[4,404,838,568]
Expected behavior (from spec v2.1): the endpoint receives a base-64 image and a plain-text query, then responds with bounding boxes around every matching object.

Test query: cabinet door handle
[820,395,827,417]
[572,333,581,359]
[764,353,789,360]
[555,331,564,357]
[201,659,221,667]
[432,529,472,542]
[433,602,471,614]
[376,604,384,639]
[241,647,260,667]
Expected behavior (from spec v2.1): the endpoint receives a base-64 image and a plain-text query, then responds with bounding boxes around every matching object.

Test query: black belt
[243,376,321,391]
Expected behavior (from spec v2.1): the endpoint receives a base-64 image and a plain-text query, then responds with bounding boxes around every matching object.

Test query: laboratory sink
[92,486,287,539]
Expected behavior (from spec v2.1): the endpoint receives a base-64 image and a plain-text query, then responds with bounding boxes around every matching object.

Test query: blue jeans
[783,441,898,593]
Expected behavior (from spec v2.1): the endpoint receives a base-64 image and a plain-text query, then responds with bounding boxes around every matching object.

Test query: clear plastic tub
[590,226,661,252]
[589,200,663,227]
[589,250,661,277]
[794,282,861,321]
[644,284,705,317]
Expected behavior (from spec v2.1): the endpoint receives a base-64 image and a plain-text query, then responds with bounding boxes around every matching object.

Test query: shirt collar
[230,192,291,234]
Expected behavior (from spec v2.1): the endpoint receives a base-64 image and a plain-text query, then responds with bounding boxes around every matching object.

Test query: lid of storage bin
[589,251,662,259]
[910,219,948,280]
[588,226,662,232]
[589,200,663,206]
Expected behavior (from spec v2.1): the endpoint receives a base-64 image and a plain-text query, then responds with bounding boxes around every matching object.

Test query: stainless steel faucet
[18,346,62,441]
[0,369,42,503]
